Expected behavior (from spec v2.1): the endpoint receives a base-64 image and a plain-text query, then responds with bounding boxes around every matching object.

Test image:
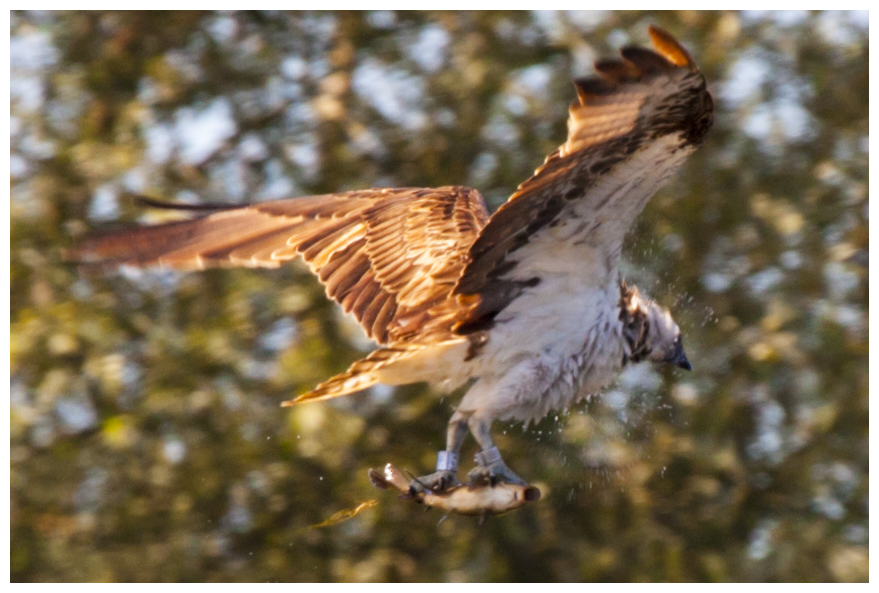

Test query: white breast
[460,276,626,423]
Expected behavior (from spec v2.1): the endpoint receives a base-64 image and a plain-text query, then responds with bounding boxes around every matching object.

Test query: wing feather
[371,295,398,342]
[67,187,490,344]
[455,26,713,333]
[316,238,365,283]
[324,249,371,301]
[345,274,380,314]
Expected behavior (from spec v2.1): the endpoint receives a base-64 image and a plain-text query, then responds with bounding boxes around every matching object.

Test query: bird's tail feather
[282,346,407,406]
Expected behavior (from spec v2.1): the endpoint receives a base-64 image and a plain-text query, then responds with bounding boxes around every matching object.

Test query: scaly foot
[468,446,527,486]
[409,450,462,494]
[409,470,460,494]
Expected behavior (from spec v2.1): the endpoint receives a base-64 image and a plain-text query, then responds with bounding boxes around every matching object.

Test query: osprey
[68,26,713,490]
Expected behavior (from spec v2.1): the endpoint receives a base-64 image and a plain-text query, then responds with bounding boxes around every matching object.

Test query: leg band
[436,450,458,472]
[474,445,502,466]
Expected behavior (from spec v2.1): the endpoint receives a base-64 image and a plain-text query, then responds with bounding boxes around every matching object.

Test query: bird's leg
[409,409,469,493]
[467,414,527,486]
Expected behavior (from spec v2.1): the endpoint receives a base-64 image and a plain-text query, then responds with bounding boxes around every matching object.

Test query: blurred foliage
[10,10,868,582]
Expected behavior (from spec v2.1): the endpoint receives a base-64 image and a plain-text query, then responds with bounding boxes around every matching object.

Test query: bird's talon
[467,459,527,486]
[409,470,460,494]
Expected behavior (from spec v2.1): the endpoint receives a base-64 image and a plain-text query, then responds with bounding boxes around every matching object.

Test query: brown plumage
[69,186,488,346]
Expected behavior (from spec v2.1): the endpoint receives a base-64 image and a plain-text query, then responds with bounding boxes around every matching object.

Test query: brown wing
[67,186,489,344]
[454,26,713,333]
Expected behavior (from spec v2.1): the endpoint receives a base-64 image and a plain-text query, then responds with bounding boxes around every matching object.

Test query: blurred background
[10,10,868,582]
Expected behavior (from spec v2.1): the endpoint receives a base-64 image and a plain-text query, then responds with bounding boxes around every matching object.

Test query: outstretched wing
[454,26,713,333]
[68,186,489,344]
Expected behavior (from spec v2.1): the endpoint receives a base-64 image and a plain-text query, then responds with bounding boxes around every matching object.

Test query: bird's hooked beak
[667,337,692,371]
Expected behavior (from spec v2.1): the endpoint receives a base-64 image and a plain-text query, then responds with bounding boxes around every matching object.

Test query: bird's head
[619,282,691,371]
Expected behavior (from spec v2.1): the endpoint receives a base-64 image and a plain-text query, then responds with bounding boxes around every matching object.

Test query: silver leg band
[436,450,458,472]
[474,446,502,466]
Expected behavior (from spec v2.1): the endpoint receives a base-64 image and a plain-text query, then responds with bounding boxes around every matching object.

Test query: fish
[368,463,541,519]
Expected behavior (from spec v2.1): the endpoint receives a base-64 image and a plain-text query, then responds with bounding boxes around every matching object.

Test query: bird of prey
[68,26,713,491]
